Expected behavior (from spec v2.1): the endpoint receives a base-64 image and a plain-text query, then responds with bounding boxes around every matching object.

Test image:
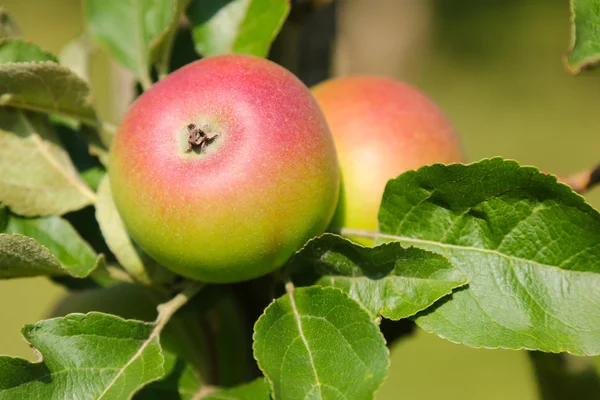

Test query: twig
[101,265,135,284]
[97,280,204,398]
[558,164,600,194]
[155,281,205,327]
[138,70,154,92]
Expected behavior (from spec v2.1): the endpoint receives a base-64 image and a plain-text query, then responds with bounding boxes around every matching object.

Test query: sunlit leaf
[0,313,164,399]
[187,0,289,58]
[84,0,176,85]
[379,158,600,355]
[95,176,161,285]
[254,286,389,399]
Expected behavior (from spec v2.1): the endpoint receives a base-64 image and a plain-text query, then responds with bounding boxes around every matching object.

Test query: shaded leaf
[0,39,57,63]
[288,233,467,320]
[59,34,96,83]
[204,378,271,400]
[188,0,289,58]
[133,352,203,400]
[50,113,111,165]
[53,121,107,191]
[0,313,164,399]
[95,176,157,285]
[0,210,102,279]
[154,0,191,77]
[378,158,600,355]
[565,0,600,74]
[254,286,389,400]
[0,8,20,38]
[83,0,175,85]
[0,108,95,216]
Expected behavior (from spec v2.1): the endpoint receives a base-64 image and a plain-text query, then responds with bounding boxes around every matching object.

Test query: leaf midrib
[373,231,600,277]
[286,285,322,398]
[15,110,96,202]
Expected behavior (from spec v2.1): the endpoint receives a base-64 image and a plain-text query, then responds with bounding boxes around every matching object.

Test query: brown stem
[558,164,600,194]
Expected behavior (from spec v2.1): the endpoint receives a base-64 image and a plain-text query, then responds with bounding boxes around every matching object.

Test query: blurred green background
[1,1,599,399]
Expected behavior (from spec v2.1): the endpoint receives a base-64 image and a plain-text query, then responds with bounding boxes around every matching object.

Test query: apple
[312,76,464,235]
[109,55,340,283]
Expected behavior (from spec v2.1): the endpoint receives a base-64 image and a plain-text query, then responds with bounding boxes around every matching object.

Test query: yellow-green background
[1,1,599,399]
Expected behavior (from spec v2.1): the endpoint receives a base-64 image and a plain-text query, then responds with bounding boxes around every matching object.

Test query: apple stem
[155,281,205,327]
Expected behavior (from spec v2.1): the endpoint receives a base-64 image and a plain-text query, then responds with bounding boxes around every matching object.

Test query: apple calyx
[186,123,219,153]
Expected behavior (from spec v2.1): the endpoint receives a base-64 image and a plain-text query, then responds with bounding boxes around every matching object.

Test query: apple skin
[312,76,464,234]
[109,55,339,283]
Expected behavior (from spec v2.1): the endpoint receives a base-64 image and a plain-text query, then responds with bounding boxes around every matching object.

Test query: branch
[558,164,600,194]
[155,281,204,328]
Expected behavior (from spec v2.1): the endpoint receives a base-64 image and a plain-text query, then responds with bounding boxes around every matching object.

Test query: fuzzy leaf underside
[0,209,102,279]
[0,109,95,216]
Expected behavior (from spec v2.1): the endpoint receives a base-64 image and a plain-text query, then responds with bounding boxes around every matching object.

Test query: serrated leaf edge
[252,285,390,400]
[289,233,469,320]
[0,312,165,399]
[0,61,100,128]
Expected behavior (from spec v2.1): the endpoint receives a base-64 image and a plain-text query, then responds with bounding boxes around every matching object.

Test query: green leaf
[0,312,164,399]
[153,0,190,78]
[0,210,102,279]
[253,286,389,400]
[0,61,103,131]
[134,352,203,400]
[95,176,157,285]
[288,233,467,320]
[59,34,96,83]
[80,166,105,191]
[205,291,254,387]
[0,39,57,63]
[203,378,271,400]
[565,0,600,74]
[83,0,175,86]
[0,8,20,38]
[137,356,268,400]
[0,108,96,216]
[187,0,289,58]
[378,158,600,355]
